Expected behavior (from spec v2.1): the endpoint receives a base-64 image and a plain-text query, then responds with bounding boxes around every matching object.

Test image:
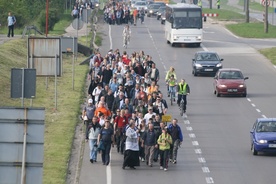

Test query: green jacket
[157,133,172,150]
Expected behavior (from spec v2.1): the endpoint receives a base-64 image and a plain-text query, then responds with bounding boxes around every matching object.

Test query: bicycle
[167,84,176,105]
[179,94,186,117]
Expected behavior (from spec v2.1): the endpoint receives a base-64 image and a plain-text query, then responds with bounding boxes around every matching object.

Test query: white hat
[88,99,93,103]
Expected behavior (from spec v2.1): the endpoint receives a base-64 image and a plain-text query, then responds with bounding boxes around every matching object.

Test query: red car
[213,68,249,97]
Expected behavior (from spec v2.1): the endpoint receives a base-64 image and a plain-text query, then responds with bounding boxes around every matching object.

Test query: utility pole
[264,0,268,33]
[245,0,249,23]
[209,0,212,9]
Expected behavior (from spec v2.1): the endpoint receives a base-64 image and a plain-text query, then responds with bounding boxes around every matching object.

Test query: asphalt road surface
[79,16,276,184]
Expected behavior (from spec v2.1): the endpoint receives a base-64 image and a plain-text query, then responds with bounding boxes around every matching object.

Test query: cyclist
[165,67,177,96]
[122,24,131,48]
[167,75,177,101]
[176,79,190,113]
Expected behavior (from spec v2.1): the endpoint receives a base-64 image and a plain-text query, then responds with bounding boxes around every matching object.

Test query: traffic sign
[162,114,172,122]
[262,0,270,6]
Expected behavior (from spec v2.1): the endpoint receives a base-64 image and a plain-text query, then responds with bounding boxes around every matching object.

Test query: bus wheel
[171,43,175,47]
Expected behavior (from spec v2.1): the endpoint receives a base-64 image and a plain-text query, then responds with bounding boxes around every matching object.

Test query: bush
[38,8,61,33]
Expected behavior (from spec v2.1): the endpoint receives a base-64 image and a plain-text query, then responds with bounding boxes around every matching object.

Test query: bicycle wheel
[180,102,184,116]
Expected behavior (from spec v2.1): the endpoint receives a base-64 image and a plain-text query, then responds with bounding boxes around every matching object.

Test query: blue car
[250,118,276,155]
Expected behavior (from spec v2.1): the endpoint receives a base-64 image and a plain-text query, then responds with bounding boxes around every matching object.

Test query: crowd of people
[82,47,190,171]
[103,0,145,25]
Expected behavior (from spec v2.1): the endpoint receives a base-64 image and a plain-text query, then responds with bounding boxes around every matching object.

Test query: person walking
[97,119,114,166]
[122,122,140,169]
[142,123,158,167]
[157,127,172,171]
[114,109,128,154]
[122,24,131,48]
[167,118,183,164]
[176,79,190,113]
[82,98,96,142]
[88,117,101,163]
[7,12,16,38]
[216,0,220,9]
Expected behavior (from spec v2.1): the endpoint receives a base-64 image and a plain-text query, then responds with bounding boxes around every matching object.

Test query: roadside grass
[0,38,88,184]
[259,47,276,65]
[238,0,274,13]
[49,13,72,35]
[202,8,245,21]
[226,22,276,38]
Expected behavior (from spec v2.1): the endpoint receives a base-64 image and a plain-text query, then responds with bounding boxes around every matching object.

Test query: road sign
[162,114,172,122]
[72,18,84,30]
[262,0,270,6]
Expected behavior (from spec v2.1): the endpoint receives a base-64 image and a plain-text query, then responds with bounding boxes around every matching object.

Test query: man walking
[142,123,158,167]
[7,12,16,37]
[167,118,183,164]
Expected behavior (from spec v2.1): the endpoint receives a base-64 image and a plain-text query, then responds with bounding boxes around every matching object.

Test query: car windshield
[256,121,276,132]
[196,53,219,61]
[150,4,161,9]
[136,2,146,5]
[219,71,243,79]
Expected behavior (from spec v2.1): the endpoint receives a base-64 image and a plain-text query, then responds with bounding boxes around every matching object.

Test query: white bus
[165,3,203,47]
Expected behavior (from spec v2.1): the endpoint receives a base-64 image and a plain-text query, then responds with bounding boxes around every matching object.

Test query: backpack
[12,16,16,24]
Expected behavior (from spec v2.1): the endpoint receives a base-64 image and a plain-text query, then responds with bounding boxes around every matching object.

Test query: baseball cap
[88,99,93,103]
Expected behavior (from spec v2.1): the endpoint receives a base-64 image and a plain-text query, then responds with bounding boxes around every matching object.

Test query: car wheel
[251,144,258,155]
[193,70,197,76]
[167,40,170,44]
[242,92,247,97]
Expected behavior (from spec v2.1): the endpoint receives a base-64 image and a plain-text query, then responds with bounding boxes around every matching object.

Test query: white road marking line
[206,177,215,183]
[247,98,251,102]
[202,167,210,173]
[109,25,112,50]
[251,103,256,107]
[192,141,199,146]
[223,27,239,39]
[189,133,196,138]
[201,43,208,51]
[186,126,193,131]
[262,115,267,118]
[195,149,202,154]
[184,120,190,124]
[107,154,112,184]
[274,65,276,69]
[198,157,206,163]
[256,109,261,113]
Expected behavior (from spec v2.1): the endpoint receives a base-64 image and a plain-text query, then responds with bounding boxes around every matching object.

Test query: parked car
[157,6,166,20]
[133,1,148,11]
[192,51,223,76]
[147,4,161,17]
[250,118,276,155]
[213,68,248,97]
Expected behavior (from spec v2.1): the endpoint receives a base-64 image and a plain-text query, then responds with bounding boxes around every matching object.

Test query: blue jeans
[168,86,176,98]
[89,139,98,161]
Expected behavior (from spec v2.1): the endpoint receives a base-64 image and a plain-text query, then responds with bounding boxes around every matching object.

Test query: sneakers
[141,158,145,162]
[90,159,93,163]
[160,166,163,170]
[169,159,172,162]
[164,168,168,171]
[168,94,170,97]
[173,160,177,164]
[174,99,176,102]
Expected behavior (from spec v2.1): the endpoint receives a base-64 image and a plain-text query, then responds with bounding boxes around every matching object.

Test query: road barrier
[202,13,219,17]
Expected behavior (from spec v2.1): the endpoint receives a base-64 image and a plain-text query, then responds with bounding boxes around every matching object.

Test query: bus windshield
[172,10,202,29]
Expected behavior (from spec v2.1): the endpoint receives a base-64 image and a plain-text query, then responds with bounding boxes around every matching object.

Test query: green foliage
[259,47,276,65]
[0,0,67,29]
[226,23,276,38]
[38,8,61,32]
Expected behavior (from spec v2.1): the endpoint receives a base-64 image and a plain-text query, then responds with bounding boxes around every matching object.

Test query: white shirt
[144,112,156,125]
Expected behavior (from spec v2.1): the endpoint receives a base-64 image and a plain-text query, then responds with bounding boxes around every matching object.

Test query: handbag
[97,140,105,151]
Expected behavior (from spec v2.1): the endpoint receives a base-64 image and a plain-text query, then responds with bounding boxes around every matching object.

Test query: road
[78,12,276,184]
